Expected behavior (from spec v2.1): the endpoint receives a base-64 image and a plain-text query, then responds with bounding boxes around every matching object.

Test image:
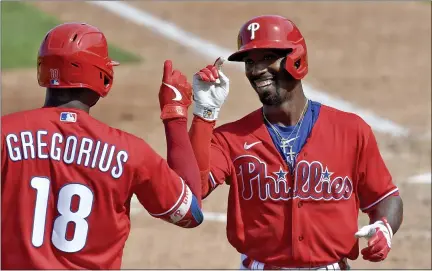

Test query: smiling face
[244,49,299,106]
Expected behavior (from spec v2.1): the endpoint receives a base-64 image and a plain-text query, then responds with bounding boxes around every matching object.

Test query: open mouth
[254,78,274,88]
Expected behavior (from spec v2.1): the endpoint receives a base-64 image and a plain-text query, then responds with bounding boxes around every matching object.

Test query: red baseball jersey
[1,107,201,269]
[204,105,398,268]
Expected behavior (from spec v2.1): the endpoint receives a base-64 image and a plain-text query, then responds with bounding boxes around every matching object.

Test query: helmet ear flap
[284,45,308,80]
[95,71,112,97]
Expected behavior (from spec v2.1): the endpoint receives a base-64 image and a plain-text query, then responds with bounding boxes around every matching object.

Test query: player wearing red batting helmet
[2,22,203,269]
[37,22,119,98]
[189,15,403,269]
[228,15,308,80]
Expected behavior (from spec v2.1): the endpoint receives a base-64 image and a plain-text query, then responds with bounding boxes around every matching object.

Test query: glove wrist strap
[379,217,393,239]
[160,105,188,120]
[193,104,220,121]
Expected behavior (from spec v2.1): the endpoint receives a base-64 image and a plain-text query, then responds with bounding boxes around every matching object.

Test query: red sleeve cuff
[360,188,399,212]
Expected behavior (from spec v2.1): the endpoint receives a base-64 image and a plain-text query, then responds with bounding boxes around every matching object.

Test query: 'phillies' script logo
[234,155,353,201]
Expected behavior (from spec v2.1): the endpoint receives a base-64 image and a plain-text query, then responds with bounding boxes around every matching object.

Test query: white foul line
[202,211,227,223]
[89,1,409,137]
[408,172,432,184]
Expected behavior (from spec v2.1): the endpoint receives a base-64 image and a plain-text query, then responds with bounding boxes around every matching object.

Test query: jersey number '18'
[31,177,94,253]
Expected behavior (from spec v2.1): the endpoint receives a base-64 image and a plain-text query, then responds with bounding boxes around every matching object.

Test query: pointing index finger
[163,60,173,81]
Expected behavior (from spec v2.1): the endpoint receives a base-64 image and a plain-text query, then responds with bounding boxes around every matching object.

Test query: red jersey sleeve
[357,124,399,212]
[206,132,234,196]
[132,141,203,228]
[189,116,233,198]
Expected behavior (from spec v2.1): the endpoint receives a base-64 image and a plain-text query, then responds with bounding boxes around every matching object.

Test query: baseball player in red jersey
[1,23,203,269]
[188,15,404,269]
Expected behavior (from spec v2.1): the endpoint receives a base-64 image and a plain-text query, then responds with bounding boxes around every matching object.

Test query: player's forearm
[189,115,216,194]
[163,118,202,206]
[368,195,403,234]
[189,116,215,171]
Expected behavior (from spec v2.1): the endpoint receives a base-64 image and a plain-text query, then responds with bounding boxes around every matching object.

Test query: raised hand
[159,60,193,120]
[192,57,229,122]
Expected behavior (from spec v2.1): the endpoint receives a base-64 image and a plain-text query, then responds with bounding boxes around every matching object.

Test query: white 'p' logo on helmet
[247,22,260,40]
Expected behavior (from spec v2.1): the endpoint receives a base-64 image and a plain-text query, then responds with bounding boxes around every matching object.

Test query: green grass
[1,1,141,70]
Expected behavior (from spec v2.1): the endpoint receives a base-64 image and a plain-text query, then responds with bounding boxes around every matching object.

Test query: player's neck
[43,100,91,113]
[263,90,308,127]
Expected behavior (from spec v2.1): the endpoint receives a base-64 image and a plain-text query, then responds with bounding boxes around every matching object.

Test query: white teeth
[255,79,273,87]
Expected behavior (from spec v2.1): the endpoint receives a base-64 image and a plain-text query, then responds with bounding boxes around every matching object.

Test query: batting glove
[355,217,393,262]
[192,57,229,121]
[159,60,192,120]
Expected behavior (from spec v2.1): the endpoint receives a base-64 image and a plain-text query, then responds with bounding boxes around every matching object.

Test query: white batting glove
[192,57,229,121]
[355,217,393,262]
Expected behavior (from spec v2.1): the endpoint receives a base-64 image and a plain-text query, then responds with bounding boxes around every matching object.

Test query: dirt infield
[2,1,431,269]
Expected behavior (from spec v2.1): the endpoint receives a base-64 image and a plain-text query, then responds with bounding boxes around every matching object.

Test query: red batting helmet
[37,22,119,97]
[228,15,308,80]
